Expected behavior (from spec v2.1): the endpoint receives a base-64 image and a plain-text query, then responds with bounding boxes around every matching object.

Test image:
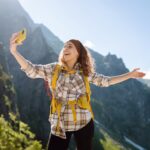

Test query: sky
[18,0,150,79]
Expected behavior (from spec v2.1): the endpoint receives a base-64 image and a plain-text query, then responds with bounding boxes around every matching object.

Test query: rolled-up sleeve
[88,72,112,87]
[20,59,57,80]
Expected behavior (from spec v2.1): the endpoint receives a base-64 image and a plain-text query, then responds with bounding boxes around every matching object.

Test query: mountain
[0,43,18,119]
[0,0,150,149]
[138,78,150,87]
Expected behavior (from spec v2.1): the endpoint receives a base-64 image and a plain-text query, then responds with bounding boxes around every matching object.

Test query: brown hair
[58,39,95,76]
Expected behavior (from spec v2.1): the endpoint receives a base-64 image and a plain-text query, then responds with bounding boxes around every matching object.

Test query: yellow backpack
[48,63,94,130]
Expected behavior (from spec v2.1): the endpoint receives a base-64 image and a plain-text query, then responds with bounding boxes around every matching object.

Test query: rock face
[0,0,150,149]
[139,78,150,87]
[0,44,18,120]
[0,45,42,149]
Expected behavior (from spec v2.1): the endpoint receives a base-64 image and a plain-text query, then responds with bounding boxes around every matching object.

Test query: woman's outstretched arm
[89,68,145,87]
[109,68,145,86]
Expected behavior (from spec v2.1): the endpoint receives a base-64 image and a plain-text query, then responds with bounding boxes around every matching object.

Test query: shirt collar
[60,62,82,74]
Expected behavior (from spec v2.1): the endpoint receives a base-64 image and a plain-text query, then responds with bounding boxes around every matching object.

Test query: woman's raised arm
[10,31,56,80]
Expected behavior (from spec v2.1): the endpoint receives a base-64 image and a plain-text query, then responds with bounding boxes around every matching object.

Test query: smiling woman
[9,27,145,150]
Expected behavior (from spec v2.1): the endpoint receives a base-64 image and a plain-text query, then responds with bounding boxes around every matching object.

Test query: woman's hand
[9,32,22,54]
[129,68,146,79]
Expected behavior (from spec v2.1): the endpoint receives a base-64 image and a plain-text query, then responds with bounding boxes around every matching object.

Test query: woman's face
[62,41,79,63]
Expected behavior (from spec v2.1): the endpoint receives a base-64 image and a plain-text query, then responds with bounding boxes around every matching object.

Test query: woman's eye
[64,45,72,48]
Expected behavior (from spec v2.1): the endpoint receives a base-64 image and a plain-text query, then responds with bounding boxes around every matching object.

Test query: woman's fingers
[10,38,16,45]
[139,72,146,77]
[11,38,18,44]
[10,33,16,40]
[133,68,140,72]
[130,68,146,78]
[10,32,19,42]
[9,31,24,53]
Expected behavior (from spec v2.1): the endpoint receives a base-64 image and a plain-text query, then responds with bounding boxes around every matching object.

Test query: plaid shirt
[20,59,112,139]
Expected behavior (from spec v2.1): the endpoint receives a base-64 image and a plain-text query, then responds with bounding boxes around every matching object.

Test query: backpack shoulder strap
[83,75,91,102]
[51,63,61,91]
[44,63,61,99]
[80,70,91,102]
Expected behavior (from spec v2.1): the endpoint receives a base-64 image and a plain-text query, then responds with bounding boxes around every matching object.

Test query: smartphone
[15,28,26,44]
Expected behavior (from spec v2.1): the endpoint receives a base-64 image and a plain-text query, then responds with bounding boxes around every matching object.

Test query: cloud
[83,40,95,49]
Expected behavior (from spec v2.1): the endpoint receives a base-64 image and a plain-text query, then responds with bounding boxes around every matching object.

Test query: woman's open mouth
[64,53,70,56]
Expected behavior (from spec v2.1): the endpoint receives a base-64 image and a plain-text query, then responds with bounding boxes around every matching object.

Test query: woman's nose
[64,49,69,52]
[64,47,69,50]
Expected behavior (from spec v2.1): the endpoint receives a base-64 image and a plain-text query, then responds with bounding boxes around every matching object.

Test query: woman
[10,32,145,150]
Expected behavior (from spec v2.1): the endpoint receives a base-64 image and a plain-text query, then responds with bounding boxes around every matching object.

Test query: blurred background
[0,0,150,149]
